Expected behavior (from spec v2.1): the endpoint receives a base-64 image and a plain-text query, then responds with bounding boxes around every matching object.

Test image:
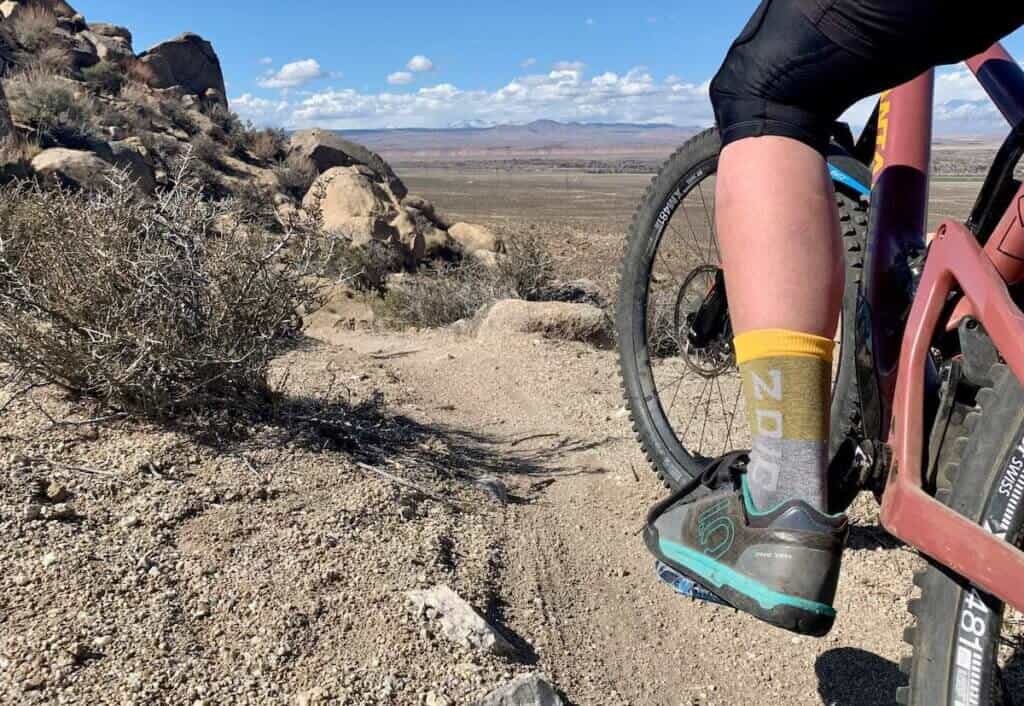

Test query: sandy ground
[0,168,993,705]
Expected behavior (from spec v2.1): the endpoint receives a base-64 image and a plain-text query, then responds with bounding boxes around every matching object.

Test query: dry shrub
[230,179,281,233]
[380,258,513,328]
[11,6,56,53]
[81,61,124,95]
[249,128,287,162]
[496,232,555,301]
[6,68,97,145]
[31,44,72,75]
[161,98,198,135]
[0,163,331,419]
[274,152,317,200]
[189,133,221,166]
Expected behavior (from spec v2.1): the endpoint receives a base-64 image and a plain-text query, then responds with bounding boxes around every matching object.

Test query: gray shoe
[644,452,848,637]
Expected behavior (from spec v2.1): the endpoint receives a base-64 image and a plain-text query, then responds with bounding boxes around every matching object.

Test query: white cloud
[387,71,414,85]
[234,61,715,130]
[258,57,273,66]
[406,55,434,73]
[257,59,327,90]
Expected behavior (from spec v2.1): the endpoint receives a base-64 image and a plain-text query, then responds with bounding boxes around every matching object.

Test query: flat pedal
[655,561,729,606]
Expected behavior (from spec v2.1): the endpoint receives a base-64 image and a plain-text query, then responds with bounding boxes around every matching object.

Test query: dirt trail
[333,327,920,706]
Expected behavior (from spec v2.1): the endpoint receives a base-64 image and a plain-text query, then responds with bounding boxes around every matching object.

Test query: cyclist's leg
[710,0,1024,513]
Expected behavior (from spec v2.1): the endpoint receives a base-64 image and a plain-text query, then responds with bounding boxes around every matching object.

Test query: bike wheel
[901,364,1024,706]
[616,128,868,495]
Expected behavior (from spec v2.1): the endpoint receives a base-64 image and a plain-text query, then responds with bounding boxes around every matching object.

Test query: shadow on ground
[815,647,906,706]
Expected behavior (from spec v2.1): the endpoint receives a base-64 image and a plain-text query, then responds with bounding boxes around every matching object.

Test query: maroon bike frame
[873,43,1024,612]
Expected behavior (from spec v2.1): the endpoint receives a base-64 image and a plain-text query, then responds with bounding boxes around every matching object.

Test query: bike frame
[869,43,1024,612]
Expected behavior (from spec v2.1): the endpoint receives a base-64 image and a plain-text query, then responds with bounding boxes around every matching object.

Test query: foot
[644,452,848,637]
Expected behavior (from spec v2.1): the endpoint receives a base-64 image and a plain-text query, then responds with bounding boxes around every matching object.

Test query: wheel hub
[675,265,734,377]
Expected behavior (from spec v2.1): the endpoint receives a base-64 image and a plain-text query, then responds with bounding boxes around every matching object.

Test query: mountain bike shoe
[644,451,848,637]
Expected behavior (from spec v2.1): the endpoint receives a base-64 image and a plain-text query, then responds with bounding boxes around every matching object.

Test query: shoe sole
[644,525,836,637]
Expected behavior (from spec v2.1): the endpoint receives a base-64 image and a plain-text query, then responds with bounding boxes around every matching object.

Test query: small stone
[474,476,509,504]
[46,503,76,520]
[120,515,140,529]
[426,692,452,706]
[12,574,29,586]
[398,506,415,522]
[92,635,112,649]
[41,552,58,567]
[23,504,42,521]
[46,482,70,503]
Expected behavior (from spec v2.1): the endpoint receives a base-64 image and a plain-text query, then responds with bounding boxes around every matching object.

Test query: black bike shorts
[710,0,1024,155]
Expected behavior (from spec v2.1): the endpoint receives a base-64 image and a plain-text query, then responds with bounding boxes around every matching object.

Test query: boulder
[303,166,398,245]
[402,193,450,229]
[81,25,133,62]
[136,33,226,106]
[290,128,407,201]
[51,27,98,69]
[407,585,517,656]
[449,222,505,254]
[31,148,111,190]
[473,674,564,706]
[477,300,611,347]
[109,140,156,194]
[389,210,426,261]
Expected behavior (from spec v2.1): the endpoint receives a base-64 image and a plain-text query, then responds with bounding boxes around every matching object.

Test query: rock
[31,148,111,190]
[41,552,58,567]
[477,300,612,347]
[402,194,450,230]
[407,585,517,656]
[475,476,509,504]
[545,279,606,307]
[81,27,133,62]
[23,503,42,521]
[449,223,505,254]
[290,129,407,200]
[469,250,502,269]
[426,692,453,706]
[12,573,29,586]
[294,687,327,706]
[109,140,156,194]
[45,503,76,520]
[303,166,398,246]
[119,514,140,529]
[0,2,18,19]
[473,674,564,706]
[390,210,426,261]
[421,223,461,259]
[136,33,227,105]
[45,482,70,503]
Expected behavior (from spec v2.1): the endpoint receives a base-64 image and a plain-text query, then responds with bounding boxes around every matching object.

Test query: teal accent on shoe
[740,476,845,519]
[658,538,837,616]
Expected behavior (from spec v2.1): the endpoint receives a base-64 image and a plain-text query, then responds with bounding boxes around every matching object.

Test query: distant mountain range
[336,120,703,160]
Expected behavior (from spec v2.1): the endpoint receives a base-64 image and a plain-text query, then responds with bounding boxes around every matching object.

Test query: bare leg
[716,136,844,338]
[716,136,845,511]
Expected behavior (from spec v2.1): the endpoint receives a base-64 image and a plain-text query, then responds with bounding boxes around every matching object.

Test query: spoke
[656,248,682,284]
[678,206,708,263]
[667,367,689,414]
[668,220,704,264]
[724,379,743,452]
[698,374,713,454]
[683,377,711,442]
[697,182,721,264]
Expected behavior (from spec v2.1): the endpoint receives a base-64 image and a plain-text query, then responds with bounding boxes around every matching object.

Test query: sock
[734,329,833,513]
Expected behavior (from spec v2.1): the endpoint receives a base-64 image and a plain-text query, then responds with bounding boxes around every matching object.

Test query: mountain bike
[618,42,1024,706]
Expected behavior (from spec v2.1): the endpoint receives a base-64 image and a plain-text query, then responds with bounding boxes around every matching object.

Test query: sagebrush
[6,69,97,145]
[0,164,334,418]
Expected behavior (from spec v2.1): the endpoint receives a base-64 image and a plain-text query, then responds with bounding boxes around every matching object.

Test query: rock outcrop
[449,222,505,254]
[476,300,612,347]
[290,128,407,201]
[135,33,226,106]
[31,148,110,189]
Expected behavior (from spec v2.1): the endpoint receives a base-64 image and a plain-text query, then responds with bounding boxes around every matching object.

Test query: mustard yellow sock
[734,329,834,512]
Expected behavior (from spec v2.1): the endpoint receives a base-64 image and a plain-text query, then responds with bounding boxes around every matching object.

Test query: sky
[72,0,1024,134]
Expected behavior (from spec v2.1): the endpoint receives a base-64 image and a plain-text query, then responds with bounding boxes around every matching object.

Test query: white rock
[406,585,517,656]
[41,552,58,567]
[473,674,564,706]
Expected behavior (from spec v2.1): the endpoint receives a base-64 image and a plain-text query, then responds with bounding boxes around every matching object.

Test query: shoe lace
[645,451,748,525]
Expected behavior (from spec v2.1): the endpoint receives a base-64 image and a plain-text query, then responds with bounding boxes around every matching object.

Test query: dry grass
[380,258,515,328]
[6,68,97,146]
[496,232,554,301]
[0,162,333,419]
[11,6,57,54]
[275,153,317,200]
[249,128,288,162]
[30,44,73,75]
